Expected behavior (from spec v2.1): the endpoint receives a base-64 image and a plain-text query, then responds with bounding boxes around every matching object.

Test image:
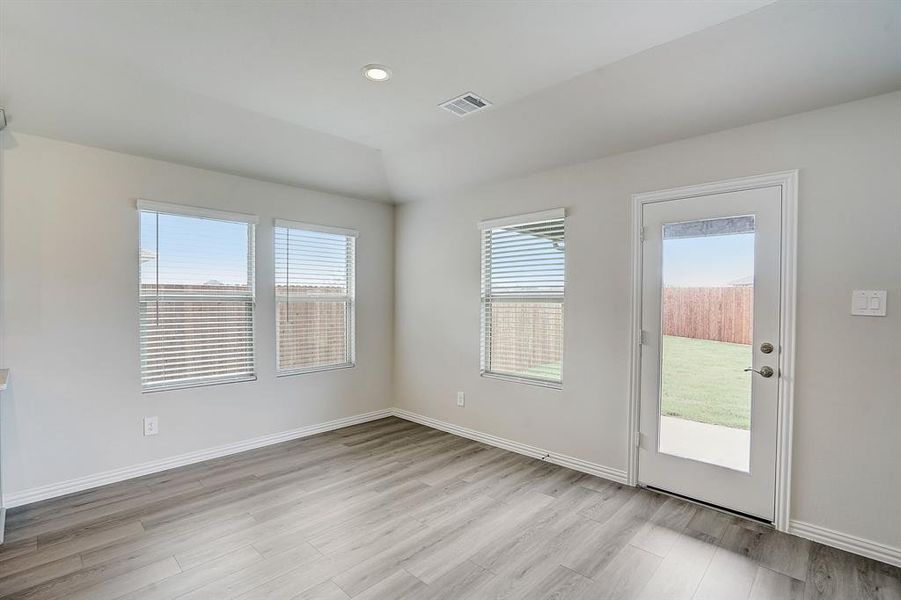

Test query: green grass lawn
[661,335,751,430]
[520,362,562,381]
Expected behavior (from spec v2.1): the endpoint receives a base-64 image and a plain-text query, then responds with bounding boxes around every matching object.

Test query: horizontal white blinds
[481,213,565,385]
[139,209,256,390]
[275,223,356,374]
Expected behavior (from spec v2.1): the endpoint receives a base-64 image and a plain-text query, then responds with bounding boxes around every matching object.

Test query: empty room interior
[1,1,900,598]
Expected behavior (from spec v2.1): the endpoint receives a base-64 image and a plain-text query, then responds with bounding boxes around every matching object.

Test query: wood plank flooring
[1,417,898,599]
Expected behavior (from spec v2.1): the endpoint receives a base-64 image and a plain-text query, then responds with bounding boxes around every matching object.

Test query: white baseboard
[390,407,629,485]
[6,406,898,569]
[2,409,393,508]
[789,520,901,568]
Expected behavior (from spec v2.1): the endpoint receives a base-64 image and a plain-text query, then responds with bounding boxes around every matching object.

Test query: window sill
[142,374,257,394]
[480,371,563,390]
[277,363,356,378]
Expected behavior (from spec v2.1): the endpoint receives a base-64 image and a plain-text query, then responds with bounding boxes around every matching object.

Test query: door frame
[627,171,798,531]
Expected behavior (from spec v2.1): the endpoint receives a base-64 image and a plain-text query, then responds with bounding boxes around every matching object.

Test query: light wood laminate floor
[1,417,899,599]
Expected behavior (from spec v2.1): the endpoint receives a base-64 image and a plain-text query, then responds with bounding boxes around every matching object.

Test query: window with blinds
[274,220,356,375]
[480,209,565,386]
[139,201,257,391]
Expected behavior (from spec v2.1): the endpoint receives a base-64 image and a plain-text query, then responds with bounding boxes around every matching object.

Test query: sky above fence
[141,212,251,287]
[663,232,754,287]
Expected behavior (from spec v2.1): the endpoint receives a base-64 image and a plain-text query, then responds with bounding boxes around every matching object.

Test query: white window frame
[479,208,566,388]
[274,219,357,376]
[137,199,258,392]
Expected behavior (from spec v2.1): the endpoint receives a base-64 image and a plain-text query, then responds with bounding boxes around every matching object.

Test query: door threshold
[643,485,773,527]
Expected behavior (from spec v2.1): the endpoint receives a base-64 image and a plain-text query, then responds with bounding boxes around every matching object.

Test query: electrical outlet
[143,416,159,436]
[457,392,465,407]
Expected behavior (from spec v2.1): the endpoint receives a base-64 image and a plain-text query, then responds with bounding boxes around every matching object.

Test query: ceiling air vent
[440,92,492,117]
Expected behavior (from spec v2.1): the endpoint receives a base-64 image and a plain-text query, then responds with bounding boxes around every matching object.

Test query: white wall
[0,133,394,498]
[3,91,900,556]
[395,91,901,551]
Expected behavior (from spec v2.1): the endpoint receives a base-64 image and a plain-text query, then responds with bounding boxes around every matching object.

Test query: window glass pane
[487,224,565,297]
[481,216,565,385]
[139,210,255,391]
[139,213,158,289]
[142,213,252,294]
[658,216,754,471]
[486,301,562,381]
[275,225,355,374]
[277,301,348,370]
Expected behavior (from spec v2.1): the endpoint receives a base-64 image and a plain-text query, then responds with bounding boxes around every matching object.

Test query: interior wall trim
[1,408,393,508]
[390,407,629,485]
[790,520,901,568]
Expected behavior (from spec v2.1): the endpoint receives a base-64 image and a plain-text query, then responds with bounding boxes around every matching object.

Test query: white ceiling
[384,0,901,200]
[1,1,899,202]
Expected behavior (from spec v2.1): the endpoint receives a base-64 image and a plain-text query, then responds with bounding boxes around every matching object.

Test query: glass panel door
[638,184,782,521]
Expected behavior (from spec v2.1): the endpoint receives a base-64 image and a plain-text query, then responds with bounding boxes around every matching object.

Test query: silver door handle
[745,366,774,378]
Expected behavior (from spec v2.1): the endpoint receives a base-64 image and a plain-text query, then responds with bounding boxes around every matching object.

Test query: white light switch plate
[457,392,465,407]
[851,290,887,316]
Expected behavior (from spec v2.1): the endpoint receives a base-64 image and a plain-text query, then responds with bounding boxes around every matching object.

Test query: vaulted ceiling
[2,1,900,202]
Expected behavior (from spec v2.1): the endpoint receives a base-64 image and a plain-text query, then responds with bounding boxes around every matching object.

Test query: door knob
[745,366,774,378]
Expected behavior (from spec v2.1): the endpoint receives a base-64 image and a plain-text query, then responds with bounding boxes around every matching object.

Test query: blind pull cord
[155,213,160,327]
[286,229,290,324]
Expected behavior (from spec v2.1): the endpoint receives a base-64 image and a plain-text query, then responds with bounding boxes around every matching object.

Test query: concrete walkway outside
[659,415,750,472]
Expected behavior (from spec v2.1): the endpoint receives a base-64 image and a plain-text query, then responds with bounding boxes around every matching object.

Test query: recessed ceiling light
[362,64,391,82]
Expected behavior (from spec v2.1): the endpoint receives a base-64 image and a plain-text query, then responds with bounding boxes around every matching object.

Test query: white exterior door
[638,185,782,521]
